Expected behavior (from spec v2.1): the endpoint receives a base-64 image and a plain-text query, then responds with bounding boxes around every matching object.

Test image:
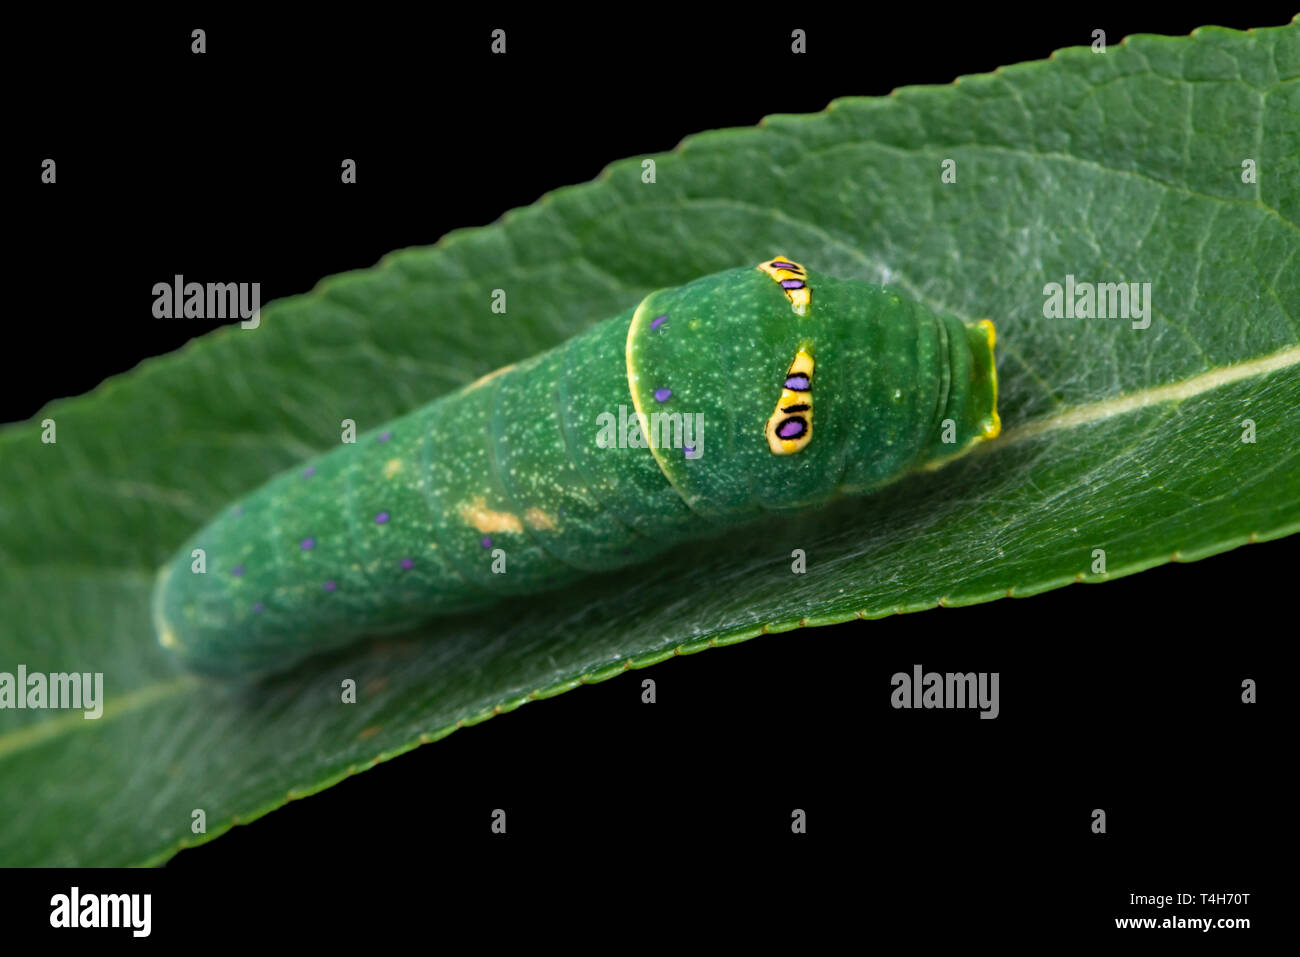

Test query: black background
[4,8,1289,943]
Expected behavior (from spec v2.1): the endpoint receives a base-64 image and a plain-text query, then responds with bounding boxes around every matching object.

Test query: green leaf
[2,24,1297,865]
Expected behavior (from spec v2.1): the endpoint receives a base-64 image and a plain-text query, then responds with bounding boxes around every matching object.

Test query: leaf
[2,24,1297,865]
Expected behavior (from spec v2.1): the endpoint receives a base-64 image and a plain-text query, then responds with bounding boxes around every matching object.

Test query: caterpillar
[153,258,1001,675]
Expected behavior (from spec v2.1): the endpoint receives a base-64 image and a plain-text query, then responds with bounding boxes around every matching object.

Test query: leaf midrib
[989,343,1300,447]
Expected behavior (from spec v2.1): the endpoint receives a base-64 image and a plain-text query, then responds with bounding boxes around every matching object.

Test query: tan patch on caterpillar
[524,507,557,530]
[384,458,404,478]
[458,496,523,534]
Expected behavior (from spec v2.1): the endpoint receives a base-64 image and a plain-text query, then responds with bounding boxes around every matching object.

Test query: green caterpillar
[153,258,1001,675]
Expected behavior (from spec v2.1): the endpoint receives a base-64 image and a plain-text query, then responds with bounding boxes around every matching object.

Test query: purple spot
[780,279,805,290]
[323,580,337,592]
[400,558,414,570]
[650,314,667,331]
[785,373,811,390]
[684,445,696,458]
[230,565,245,578]
[778,418,807,439]
[481,536,492,549]
[771,260,799,270]
[378,431,393,443]
[653,388,672,402]
[302,465,316,479]
[300,537,315,550]
[374,511,390,524]
[251,601,264,614]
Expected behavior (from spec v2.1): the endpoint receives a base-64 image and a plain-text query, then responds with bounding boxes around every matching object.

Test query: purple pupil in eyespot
[777,418,806,439]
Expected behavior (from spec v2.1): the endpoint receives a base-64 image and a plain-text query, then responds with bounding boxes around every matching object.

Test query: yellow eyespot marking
[457,496,523,534]
[758,256,811,316]
[384,458,404,478]
[765,348,814,455]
